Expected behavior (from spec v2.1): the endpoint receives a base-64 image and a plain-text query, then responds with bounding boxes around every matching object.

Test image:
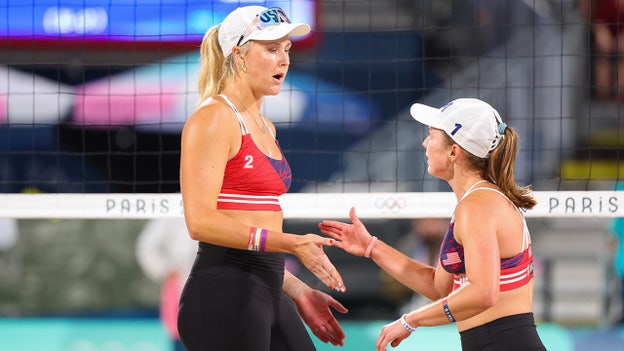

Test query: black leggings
[460,313,546,351]
[177,243,316,351]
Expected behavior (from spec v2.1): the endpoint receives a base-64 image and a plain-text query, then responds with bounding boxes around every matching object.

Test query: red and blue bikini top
[439,182,534,292]
[206,95,292,211]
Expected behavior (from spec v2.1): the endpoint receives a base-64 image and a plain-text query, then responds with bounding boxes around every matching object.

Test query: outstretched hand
[318,207,374,257]
[293,233,346,292]
[376,318,412,351]
[294,288,348,346]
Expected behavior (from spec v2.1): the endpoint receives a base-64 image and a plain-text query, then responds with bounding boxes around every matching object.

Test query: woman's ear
[448,144,461,162]
[231,47,243,60]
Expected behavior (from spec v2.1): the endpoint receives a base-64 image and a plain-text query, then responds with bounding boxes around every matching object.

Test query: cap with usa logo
[218,6,310,57]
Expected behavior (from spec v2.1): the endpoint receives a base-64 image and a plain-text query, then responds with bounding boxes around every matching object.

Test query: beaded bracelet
[400,314,416,333]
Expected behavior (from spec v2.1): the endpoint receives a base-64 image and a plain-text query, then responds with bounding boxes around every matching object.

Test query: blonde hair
[446,127,537,210]
[196,25,238,106]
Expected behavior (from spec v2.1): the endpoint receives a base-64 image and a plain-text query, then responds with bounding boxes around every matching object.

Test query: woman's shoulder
[185,96,237,130]
[457,186,513,215]
[454,187,519,239]
[192,96,231,117]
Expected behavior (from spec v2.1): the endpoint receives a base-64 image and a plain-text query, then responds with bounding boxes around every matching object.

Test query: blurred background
[2,0,624,350]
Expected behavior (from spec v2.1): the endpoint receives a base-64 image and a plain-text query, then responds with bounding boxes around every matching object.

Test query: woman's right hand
[293,233,346,292]
[318,207,373,257]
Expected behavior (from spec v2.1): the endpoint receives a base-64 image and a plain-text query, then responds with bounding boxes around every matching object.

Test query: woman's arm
[367,238,449,301]
[319,207,453,300]
[180,101,344,290]
[429,193,501,323]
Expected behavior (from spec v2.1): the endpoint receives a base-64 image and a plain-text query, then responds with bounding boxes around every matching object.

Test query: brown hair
[446,127,537,210]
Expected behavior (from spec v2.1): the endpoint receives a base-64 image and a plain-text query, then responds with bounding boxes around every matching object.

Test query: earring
[241,62,247,73]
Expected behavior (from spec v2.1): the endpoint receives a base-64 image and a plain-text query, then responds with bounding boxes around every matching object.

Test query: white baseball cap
[410,98,506,158]
[218,6,311,57]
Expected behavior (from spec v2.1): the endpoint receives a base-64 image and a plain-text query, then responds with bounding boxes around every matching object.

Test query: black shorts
[177,242,316,351]
[459,313,546,351]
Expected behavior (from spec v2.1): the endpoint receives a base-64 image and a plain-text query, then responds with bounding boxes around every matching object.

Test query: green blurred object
[0,219,159,316]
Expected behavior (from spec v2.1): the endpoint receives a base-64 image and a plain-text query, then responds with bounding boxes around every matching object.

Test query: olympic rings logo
[375,197,406,213]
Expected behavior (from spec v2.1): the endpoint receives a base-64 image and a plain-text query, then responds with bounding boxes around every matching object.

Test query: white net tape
[2,191,624,219]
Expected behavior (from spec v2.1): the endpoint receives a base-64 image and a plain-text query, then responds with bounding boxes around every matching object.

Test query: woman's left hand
[294,288,348,346]
[376,318,412,351]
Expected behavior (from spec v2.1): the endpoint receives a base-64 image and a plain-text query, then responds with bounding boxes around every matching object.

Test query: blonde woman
[178,6,347,351]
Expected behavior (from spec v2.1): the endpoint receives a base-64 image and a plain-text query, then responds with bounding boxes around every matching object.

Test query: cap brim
[248,23,311,42]
[409,103,445,130]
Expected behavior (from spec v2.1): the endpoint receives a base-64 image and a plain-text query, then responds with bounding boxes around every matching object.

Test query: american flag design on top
[441,185,535,292]
[439,222,466,274]
[440,214,535,292]
[442,251,462,266]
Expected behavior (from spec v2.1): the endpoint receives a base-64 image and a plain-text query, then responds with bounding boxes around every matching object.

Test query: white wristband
[400,314,416,333]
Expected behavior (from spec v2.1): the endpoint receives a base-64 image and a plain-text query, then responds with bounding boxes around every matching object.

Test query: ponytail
[197,25,235,106]
[486,127,537,210]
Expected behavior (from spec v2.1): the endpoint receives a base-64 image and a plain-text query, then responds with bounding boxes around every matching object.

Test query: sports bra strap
[218,94,249,135]
[458,184,531,251]
[260,115,276,139]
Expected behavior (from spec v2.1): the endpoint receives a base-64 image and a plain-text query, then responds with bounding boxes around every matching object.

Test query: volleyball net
[2,1,624,333]
[0,0,623,217]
